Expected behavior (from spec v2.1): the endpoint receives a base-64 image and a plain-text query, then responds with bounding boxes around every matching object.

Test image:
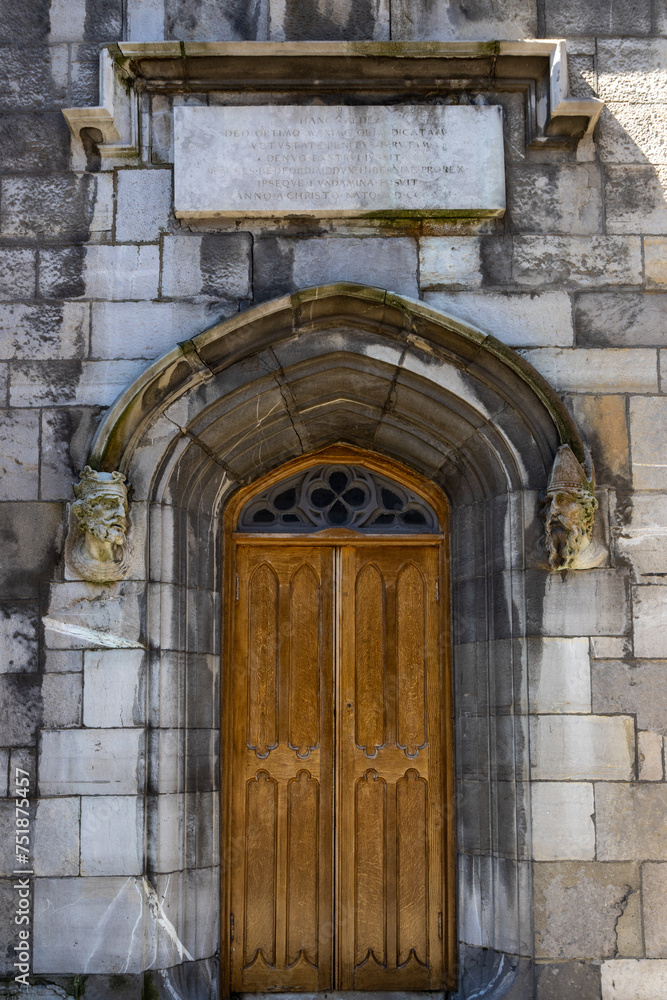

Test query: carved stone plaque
[173,105,505,218]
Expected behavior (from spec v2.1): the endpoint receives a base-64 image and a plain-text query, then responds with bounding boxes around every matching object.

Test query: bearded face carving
[540,445,600,571]
[69,467,130,582]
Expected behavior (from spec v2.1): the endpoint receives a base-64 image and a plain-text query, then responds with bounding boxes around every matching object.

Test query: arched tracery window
[238,463,439,533]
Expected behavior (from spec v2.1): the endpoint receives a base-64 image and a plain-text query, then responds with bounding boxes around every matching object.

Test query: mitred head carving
[540,445,600,571]
[70,466,129,582]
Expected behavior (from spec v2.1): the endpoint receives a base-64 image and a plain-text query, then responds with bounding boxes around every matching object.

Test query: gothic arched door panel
[223,456,453,995]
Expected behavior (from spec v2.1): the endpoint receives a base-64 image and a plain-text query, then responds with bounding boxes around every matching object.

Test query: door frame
[220,444,456,995]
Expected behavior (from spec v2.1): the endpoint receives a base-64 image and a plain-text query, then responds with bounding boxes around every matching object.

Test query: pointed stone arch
[68,284,593,1000]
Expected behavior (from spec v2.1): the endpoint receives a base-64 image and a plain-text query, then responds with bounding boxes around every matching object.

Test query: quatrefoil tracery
[239,465,438,533]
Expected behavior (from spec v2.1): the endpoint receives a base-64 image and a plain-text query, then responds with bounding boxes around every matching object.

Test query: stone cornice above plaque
[62,40,603,166]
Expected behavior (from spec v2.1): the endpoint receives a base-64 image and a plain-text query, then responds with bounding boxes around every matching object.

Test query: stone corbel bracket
[62,47,139,165]
[520,38,603,143]
[61,39,602,165]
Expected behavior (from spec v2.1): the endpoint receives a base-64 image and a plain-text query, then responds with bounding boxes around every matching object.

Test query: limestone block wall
[1,1,667,999]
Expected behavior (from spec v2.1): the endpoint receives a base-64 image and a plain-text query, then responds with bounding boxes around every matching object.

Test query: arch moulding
[48,284,597,1000]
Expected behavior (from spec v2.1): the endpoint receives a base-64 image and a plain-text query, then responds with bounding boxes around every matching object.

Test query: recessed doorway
[222,449,454,995]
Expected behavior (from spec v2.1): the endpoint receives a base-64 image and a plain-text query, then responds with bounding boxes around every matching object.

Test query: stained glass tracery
[238,465,438,533]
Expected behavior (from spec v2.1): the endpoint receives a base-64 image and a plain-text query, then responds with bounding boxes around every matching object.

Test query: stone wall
[1,2,667,1000]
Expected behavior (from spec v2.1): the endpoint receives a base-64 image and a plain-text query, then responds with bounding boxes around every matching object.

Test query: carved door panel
[230,544,335,992]
[229,538,448,993]
[337,544,445,990]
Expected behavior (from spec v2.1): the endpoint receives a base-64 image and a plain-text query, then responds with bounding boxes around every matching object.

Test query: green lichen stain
[109,975,131,994]
[65,975,87,999]
[142,972,160,1000]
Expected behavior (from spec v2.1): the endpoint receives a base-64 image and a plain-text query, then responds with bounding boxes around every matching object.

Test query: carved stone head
[540,445,598,571]
[70,467,129,582]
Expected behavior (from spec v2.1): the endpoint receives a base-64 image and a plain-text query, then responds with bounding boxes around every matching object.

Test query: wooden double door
[225,536,452,993]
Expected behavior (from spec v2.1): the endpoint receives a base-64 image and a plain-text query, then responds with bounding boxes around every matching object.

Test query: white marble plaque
[174,105,505,218]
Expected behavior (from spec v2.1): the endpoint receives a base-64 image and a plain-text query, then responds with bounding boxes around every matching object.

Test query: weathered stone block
[45,579,145,649]
[0,502,64,598]
[39,729,144,795]
[155,867,220,963]
[531,783,595,861]
[0,248,36,298]
[39,408,102,502]
[41,673,82,728]
[296,235,417,297]
[33,876,150,973]
[254,234,419,301]
[147,791,183,872]
[0,411,39,499]
[605,165,667,235]
[565,395,630,490]
[91,300,237,360]
[0,45,68,112]
[0,302,87,360]
[512,236,642,288]
[568,53,598,99]
[80,796,143,875]
[161,233,252,299]
[593,660,667,735]
[0,111,69,172]
[590,636,628,659]
[33,797,80,876]
[0,602,39,672]
[0,674,42,744]
[638,731,663,781]
[44,650,83,673]
[630,397,667,489]
[419,237,483,287]
[546,0,650,34]
[83,649,145,728]
[644,237,667,288]
[614,494,667,580]
[115,169,172,242]
[0,2,49,43]
[519,348,657,393]
[527,569,630,638]
[642,863,667,957]
[598,39,667,102]
[127,0,166,40]
[535,861,641,960]
[507,164,602,235]
[47,0,123,40]
[10,359,150,409]
[166,0,269,39]
[391,0,536,39]
[270,0,388,40]
[528,637,591,713]
[632,584,667,658]
[599,105,667,165]
[146,728,184,794]
[40,245,160,301]
[69,41,103,107]
[0,751,8,796]
[601,959,667,998]
[0,174,98,240]
[536,961,601,1000]
[597,784,667,859]
[575,293,667,347]
[424,291,574,347]
[90,173,114,235]
[530,715,634,781]
[8,360,82,407]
